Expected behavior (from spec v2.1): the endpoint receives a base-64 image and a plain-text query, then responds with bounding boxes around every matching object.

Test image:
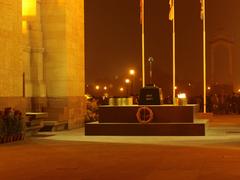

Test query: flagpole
[203,0,207,113]
[172,0,176,104]
[141,0,145,87]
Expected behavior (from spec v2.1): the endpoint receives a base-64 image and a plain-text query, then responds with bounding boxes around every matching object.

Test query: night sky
[85,0,240,96]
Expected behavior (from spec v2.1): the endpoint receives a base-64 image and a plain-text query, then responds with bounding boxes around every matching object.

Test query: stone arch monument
[0,0,86,129]
[209,32,235,93]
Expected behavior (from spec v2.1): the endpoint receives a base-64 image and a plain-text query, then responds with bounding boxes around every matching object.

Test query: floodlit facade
[0,0,86,128]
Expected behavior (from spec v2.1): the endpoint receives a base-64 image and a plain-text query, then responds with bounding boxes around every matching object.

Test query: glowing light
[207,86,211,90]
[84,94,92,100]
[125,79,130,84]
[177,93,186,99]
[22,21,28,34]
[120,87,124,92]
[238,89,240,93]
[129,69,135,75]
[95,85,100,90]
[174,86,178,90]
[103,86,107,90]
[188,83,191,86]
[22,0,37,17]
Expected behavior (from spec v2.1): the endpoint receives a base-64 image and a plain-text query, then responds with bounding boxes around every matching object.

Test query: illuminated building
[0,0,85,129]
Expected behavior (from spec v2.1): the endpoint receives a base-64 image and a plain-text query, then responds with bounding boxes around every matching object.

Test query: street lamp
[129,69,135,96]
[120,87,124,92]
[129,69,135,76]
[95,85,100,90]
[125,78,130,84]
[125,78,130,97]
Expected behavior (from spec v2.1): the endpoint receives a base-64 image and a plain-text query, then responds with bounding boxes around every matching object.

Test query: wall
[0,0,26,111]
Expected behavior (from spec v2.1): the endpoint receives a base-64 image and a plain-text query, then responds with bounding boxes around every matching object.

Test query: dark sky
[85,0,240,95]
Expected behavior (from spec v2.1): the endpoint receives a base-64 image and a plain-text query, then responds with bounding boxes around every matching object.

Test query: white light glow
[178,93,186,99]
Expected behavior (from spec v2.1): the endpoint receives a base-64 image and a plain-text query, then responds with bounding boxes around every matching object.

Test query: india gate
[0,0,86,129]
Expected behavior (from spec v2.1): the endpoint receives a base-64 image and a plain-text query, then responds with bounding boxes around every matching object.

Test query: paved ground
[1,114,240,180]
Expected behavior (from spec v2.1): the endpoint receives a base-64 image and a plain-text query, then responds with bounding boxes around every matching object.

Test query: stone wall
[0,0,25,110]
[66,0,85,96]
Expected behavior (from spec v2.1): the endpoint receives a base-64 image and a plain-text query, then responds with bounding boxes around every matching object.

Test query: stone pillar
[22,21,32,111]
[41,0,86,129]
[27,0,47,112]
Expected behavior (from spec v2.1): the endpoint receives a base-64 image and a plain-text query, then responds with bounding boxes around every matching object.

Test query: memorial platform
[85,105,207,136]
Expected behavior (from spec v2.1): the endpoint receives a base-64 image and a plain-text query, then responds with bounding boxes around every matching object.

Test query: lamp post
[129,69,135,96]
[125,78,130,97]
[120,87,124,96]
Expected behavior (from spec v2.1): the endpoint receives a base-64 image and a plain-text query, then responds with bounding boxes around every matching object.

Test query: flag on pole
[200,0,205,20]
[140,0,143,24]
[169,0,174,21]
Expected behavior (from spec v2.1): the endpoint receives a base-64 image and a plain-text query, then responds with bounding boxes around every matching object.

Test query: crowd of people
[183,93,240,114]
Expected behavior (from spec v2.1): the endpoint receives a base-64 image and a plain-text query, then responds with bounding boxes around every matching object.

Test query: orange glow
[95,85,100,90]
[207,86,211,90]
[174,86,177,90]
[238,89,240,93]
[22,0,37,17]
[125,79,130,84]
[120,87,124,92]
[22,21,28,34]
[103,86,107,90]
[129,69,135,75]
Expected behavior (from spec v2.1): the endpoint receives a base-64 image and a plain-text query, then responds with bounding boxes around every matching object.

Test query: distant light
[129,69,135,75]
[103,86,107,90]
[238,89,240,93]
[125,79,130,84]
[188,83,191,87]
[95,85,100,90]
[207,86,211,90]
[174,86,178,90]
[178,93,186,99]
[120,87,124,92]
[85,94,92,100]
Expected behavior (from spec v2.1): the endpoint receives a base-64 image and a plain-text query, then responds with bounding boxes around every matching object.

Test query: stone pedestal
[85,105,206,136]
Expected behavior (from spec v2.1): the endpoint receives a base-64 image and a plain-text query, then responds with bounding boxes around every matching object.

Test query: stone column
[28,0,47,112]
[41,0,86,129]
[22,20,32,111]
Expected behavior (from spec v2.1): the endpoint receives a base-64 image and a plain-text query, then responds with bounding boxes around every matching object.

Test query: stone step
[85,122,206,136]
[40,120,68,132]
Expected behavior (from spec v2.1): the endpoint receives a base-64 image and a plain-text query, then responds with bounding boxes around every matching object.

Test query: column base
[47,96,86,129]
